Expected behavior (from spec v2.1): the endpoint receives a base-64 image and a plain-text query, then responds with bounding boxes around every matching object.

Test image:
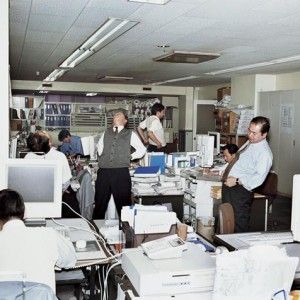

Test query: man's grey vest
[98,127,132,168]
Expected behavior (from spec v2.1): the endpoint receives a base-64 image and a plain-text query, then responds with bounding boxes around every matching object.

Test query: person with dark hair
[93,109,146,219]
[0,189,76,293]
[137,102,166,152]
[58,129,84,157]
[222,143,239,163]
[222,116,273,232]
[25,131,72,191]
[25,131,80,218]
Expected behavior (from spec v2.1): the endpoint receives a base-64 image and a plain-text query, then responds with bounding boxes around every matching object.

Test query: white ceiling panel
[31,0,89,17]
[27,14,75,32]
[26,30,65,44]
[9,0,300,86]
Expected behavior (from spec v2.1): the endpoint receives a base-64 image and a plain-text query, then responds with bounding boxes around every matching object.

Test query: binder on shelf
[149,153,166,174]
[134,166,160,177]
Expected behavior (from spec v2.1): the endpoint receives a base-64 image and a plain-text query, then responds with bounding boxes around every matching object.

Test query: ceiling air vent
[153,51,220,64]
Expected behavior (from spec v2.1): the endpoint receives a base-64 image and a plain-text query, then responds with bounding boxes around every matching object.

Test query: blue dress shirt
[229,139,273,191]
[60,135,84,156]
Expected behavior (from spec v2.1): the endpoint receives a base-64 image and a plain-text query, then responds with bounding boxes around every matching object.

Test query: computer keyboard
[54,226,71,240]
[237,232,293,246]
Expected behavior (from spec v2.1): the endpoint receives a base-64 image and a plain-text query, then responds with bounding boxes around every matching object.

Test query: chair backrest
[219,203,235,234]
[0,281,57,300]
[254,171,278,197]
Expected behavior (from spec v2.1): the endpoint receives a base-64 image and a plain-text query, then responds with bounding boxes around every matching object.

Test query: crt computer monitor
[207,131,220,155]
[5,159,62,220]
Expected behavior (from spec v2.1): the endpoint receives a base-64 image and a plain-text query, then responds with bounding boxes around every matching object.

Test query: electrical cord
[102,261,121,300]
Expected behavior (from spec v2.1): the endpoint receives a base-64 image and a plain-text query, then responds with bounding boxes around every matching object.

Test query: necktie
[114,126,118,134]
[222,141,250,181]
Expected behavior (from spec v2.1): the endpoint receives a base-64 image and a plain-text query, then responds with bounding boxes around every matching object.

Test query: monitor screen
[5,159,62,219]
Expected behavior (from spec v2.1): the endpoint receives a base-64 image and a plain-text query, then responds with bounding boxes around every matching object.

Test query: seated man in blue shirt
[222,116,273,233]
[58,129,84,157]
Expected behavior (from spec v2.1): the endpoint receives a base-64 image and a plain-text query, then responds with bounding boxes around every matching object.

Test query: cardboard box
[217,86,231,101]
[11,120,22,131]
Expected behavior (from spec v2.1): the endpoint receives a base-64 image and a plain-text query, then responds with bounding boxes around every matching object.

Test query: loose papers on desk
[121,205,176,234]
[213,245,298,300]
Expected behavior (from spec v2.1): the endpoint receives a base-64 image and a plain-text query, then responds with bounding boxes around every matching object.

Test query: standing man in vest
[93,109,146,219]
[137,103,166,152]
[222,116,273,232]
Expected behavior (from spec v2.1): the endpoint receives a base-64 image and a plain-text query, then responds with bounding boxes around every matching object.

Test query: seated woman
[0,189,76,294]
[25,131,80,217]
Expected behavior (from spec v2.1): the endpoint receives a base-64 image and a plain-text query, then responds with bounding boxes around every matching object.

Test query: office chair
[252,171,278,231]
[0,271,57,300]
[218,203,235,234]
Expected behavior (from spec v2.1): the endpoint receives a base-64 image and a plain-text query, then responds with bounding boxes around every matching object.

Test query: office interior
[2,0,300,299]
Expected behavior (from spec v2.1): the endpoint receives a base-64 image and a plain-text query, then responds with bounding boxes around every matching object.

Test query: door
[192,100,217,150]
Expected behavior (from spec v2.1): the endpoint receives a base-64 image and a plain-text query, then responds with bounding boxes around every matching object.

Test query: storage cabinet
[258,90,300,195]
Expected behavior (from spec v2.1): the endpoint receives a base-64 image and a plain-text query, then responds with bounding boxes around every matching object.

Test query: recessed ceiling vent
[153,51,220,64]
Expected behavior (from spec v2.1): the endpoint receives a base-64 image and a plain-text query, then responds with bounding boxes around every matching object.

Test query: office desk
[47,218,112,300]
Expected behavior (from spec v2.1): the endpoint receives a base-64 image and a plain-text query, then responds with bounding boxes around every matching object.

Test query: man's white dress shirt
[0,220,76,293]
[139,116,166,147]
[97,126,146,160]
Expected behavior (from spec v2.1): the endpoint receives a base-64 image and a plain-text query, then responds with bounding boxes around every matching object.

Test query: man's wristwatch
[236,178,239,185]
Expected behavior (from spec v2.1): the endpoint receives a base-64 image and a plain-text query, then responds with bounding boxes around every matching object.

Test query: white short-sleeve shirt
[139,115,166,147]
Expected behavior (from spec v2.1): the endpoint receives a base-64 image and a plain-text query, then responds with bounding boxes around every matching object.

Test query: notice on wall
[280,104,294,133]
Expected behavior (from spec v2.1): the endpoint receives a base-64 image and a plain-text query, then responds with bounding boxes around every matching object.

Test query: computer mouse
[215,246,229,254]
[76,240,87,249]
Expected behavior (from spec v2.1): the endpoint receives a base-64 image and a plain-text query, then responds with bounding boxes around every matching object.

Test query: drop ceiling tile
[26,30,65,44]
[9,7,30,24]
[31,0,89,17]
[9,22,27,37]
[28,14,75,32]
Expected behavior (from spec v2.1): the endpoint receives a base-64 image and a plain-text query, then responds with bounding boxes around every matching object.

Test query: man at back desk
[222,116,273,232]
[58,129,84,157]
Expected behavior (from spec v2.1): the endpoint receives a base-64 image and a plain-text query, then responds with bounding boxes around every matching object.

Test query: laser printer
[122,243,215,297]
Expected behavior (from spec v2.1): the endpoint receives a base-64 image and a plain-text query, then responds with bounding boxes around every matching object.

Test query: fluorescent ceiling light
[206,54,300,75]
[43,69,67,82]
[98,75,134,81]
[39,90,48,94]
[86,93,97,96]
[60,18,138,69]
[151,75,199,86]
[128,0,171,4]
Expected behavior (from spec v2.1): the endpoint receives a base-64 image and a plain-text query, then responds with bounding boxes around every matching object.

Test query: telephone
[141,234,187,260]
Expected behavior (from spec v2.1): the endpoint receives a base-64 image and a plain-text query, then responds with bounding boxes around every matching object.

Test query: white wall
[162,96,179,107]
[276,71,300,90]
[231,75,256,107]
[12,80,188,96]
[196,83,230,100]
[0,0,9,189]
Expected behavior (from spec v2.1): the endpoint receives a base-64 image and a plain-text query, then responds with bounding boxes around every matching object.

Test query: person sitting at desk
[0,189,76,294]
[222,143,239,163]
[58,129,84,157]
[25,131,80,218]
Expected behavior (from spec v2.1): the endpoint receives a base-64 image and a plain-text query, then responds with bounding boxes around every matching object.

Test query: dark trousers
[93,168,132,219]
[222,184,253,232]
[147,144,165,152]
[62,186,81,218]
